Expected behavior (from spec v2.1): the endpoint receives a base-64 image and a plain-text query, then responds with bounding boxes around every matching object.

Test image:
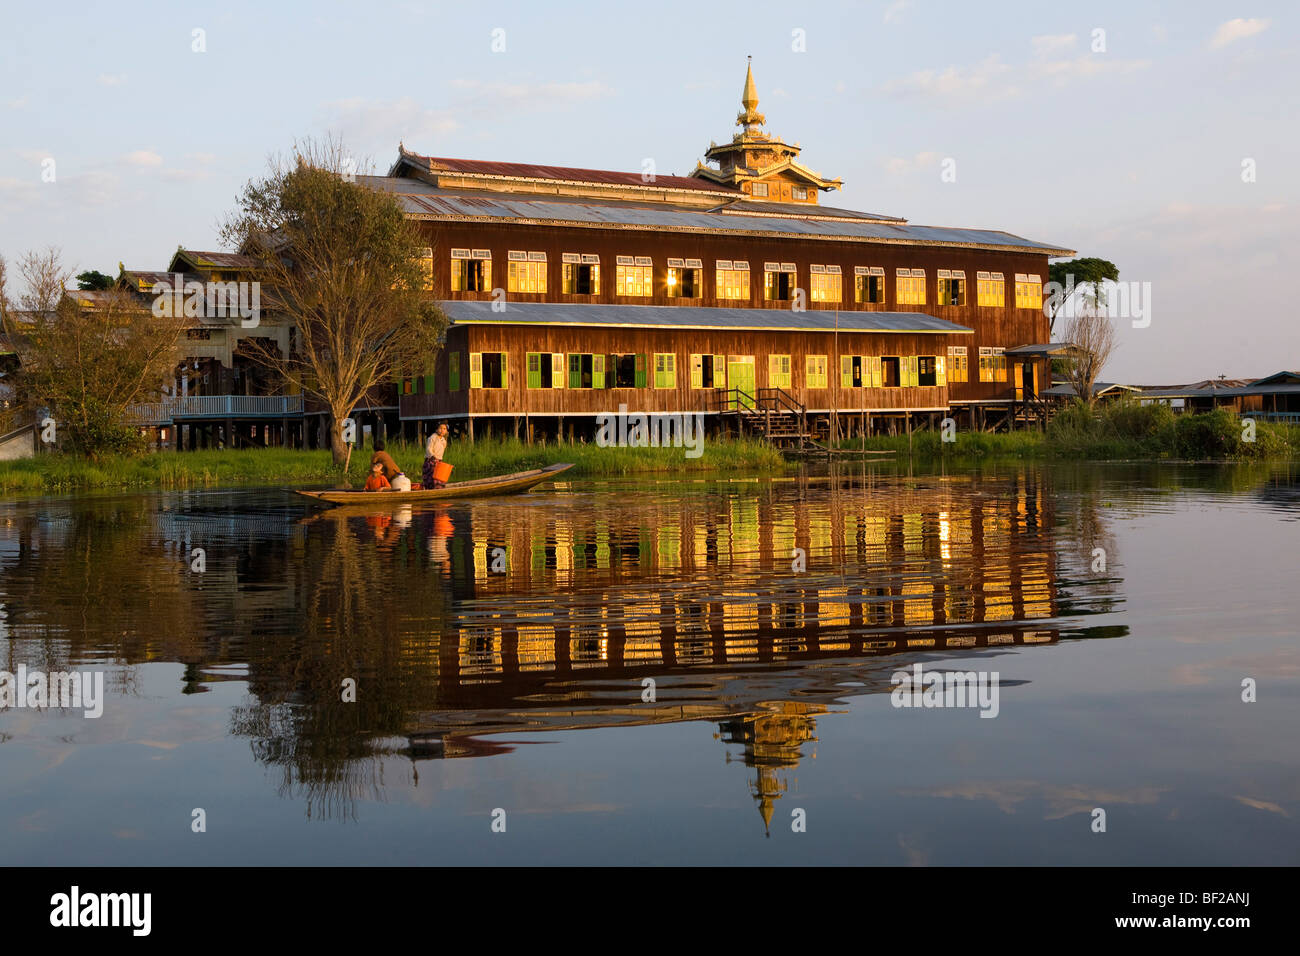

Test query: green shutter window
[593,353,605,389]
[690,353,703,389]
[841,354,853,388]
[607,354,618,388]
[449,352,460,391]
[469,352,482,389]
[423,374,434,393]
[551,353,565,389]
[527,352,541,389]
[500,353,508,389]
[713,354,725,388]
[635,353,647,388]
[569,353,581,390]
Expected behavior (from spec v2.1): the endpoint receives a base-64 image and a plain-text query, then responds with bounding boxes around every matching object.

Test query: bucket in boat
[433,461,454,483]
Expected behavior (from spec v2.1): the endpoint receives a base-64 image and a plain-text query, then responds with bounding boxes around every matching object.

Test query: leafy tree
[14,249,186,457]
[75,269,115,290]
[1047,257,1119,337]
[220,137,448,465]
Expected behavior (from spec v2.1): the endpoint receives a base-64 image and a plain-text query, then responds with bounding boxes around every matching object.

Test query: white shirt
[427,432,447,460]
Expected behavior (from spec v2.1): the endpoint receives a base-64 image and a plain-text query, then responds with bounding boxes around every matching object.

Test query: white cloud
[7,96,28,109]
[883,55,1016,101]
[1210,18,1270,49]
[324,96,460,154]
[1031,34,1077,57]
[883,50,1150,103]
[884,150,941,175]
[324,79,613,155]
[448,78,612,115]
[14,148,54,164]
[124,150,163,167]
[883,0,909,24]
[97,73,127,87]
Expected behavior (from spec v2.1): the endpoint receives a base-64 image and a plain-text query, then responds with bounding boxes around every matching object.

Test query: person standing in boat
[370,437,410,491]
[424,422,449,488]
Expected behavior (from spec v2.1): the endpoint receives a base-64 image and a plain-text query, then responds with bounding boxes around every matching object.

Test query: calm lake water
[1,462,1297,865]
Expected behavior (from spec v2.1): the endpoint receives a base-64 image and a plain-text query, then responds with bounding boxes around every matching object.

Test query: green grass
[0,436,789,494]
[836,402,1299,462]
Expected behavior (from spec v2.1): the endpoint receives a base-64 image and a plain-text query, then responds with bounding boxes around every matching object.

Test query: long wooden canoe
[295,463,574,506]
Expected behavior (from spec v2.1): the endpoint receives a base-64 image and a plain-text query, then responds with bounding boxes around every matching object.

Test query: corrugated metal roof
[364,178,1072,254]
[440,299,972,333]
[174,249,259,270]
[1004,342,1078,356]
[1041,382,1137,397]
[711,199,907,223]
[406,153,739,195]
[1141,384,1300,398]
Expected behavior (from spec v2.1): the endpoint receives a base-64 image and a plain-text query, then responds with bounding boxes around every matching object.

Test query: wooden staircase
[709,387,814,450]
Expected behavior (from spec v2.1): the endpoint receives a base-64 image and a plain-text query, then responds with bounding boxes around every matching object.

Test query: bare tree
[1061,302,1118,405]
[15,249,186,457]
[220,136,448,465]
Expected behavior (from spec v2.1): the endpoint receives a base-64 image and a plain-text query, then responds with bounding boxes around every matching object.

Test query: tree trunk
[329,415,348,466]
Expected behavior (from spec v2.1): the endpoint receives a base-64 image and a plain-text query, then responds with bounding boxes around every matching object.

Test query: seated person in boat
[364,461,391,492]
[423,422,450,489]
[370,438,410,491]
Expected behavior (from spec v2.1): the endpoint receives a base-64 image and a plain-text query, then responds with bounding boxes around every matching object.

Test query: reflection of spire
[754,765,784,837]
[736,56,766,132]
[719,702,820,834]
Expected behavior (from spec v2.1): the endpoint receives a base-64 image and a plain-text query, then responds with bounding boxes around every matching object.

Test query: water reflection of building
[402,473,1065,831]
[0,471,1107,828]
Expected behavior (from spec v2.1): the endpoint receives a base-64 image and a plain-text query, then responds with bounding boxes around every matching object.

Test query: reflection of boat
[295,463,574,506]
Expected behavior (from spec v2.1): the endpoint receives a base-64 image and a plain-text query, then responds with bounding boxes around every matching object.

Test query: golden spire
[736,55,765,131]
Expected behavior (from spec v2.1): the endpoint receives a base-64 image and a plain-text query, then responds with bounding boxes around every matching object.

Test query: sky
[1,0,1295,382]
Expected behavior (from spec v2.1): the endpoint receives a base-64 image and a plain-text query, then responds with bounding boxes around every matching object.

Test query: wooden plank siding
[401,324,956,419]
[404,220,1053,419]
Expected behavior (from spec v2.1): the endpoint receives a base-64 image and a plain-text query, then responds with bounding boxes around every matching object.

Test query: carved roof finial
[736,56,765,131]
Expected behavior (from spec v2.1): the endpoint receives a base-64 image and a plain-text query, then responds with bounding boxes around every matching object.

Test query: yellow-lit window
[977,271,1005,307]
[978,347,1007,383]
[896,268,926,305]
[763,263,796,301]
[809,265,842,302]
[854,267,885,303]
[507,252,547,293]
[946,346,968,383]
[562,256,600,295]
[416,247,433,291]
[937,270,966,305]
[616,257,653,297]
[768,354,791,388]
[715,260,750,300]
[806,355,828,389]
[1014,273,1043,310]
[666,258,703,298]
[450,249,492,291]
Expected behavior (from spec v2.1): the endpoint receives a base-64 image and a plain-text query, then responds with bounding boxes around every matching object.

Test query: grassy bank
[838,403,1299,461]
[0,436,788,494]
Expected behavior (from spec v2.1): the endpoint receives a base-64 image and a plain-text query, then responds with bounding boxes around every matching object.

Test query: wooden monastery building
[366,59,1076,444]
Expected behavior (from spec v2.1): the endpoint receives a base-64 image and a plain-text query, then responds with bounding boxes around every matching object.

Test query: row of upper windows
[410,346,1006,392]
[435,248,1044,308]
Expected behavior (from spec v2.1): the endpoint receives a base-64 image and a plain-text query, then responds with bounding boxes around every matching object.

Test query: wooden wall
[415,219,1051,409]
[399,324,955,419]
